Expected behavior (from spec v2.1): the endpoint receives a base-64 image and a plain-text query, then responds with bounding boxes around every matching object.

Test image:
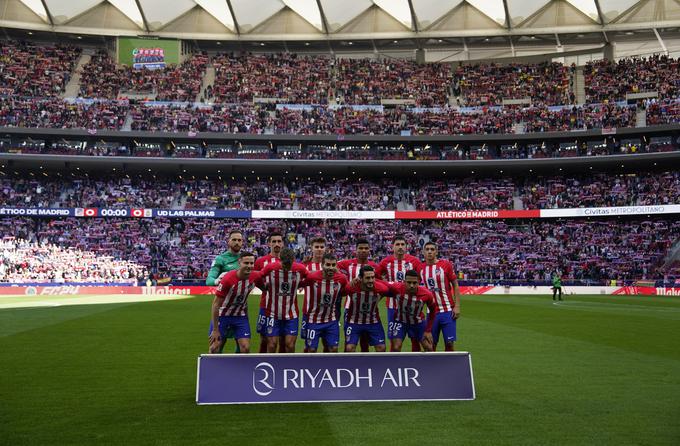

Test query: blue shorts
[305,321,340,350]
[265,316,299,337]
[432,312,457,345]
[390,320,426,341]
[256,308,267,335]
[345,322,385,346]
[208,320,235,338]
[217,316,251,340]
[387,308,395,325]
[300,315,309,340]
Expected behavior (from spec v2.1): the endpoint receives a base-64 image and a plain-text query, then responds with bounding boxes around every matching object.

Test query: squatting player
[209,252,262,354]
[377,235,423,351]
[206,229,244,353]
[387,270,436,352]
[302,237,327,352]
[337,238,379,352]
[258,248,308,353]
[299,254,349,353]
[254,231,283,353]
[344,265,390,352]
[420,241,461,351]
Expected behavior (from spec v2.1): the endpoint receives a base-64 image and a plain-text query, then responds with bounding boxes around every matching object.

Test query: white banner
[251,210,396,220]
[539,204,680,218]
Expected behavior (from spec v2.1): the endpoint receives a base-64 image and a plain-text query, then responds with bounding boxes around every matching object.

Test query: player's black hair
[268,231,283,242]
[423,241,437,249]
[228,229,244,238]
[359,265,375,278]
[280,247,295,265]
[310,237,326,245]
[393,234,407,244]
[238,251,255,260]
[356,238,370,246]
[322,253,337,263]
[405,269,419,279]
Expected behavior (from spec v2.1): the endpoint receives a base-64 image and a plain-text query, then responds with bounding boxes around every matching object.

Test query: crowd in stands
[0,238,145,283]
[207,53,331,104]
[79,51,208,102]
[453,62,573,106]
[0,41,80,97]
[333,58,451,106]
[584,56,680,103]
[644,99,680,125]
[519,172,680,209]
[1,216,677,284]
[0,97,127,130]
[124,102,639,135]
[1,171,677,212]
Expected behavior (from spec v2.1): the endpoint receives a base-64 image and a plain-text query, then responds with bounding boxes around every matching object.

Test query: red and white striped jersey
[337,258,380,280]
[300,271,348,323]
[215,270,264,317]
[377,254,422,310]
[255,254,280,309]
[419,259,457,313]
[387,282,436,331]
[258,262,308,320]
[344,280,391,324]
[302,260,323,315]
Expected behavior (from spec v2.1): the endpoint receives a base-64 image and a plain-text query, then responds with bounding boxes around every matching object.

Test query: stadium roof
[0,0,679,41]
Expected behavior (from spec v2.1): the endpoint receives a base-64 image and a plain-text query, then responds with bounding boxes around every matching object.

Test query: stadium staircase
[62,52,92,98]
[573,66,586,104]
[659,238,680,272]
[198,64,215,103]
[122,113,134,131]
[636,107,647,127]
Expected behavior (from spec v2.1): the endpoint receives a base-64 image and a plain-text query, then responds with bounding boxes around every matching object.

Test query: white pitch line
[552,301,680,313]
[0,294,195,310]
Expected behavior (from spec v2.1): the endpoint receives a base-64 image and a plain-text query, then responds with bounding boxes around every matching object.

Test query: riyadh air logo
[253,362,275,396]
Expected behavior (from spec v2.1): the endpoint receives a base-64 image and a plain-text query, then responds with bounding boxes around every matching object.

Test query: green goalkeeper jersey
[552,275,562,287]
[205,251,240,286]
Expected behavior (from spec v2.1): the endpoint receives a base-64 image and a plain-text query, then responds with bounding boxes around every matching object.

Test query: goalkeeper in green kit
[551,271,563,301]
[206,230,244,352]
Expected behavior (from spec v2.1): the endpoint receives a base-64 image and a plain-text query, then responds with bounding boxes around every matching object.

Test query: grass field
[1,293,679,445]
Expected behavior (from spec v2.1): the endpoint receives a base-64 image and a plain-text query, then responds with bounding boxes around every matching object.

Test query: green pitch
[1,294,679,445]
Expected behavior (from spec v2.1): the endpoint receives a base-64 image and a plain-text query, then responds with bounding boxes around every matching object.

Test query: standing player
[258,248,308,353]
[209,252,262,354]
[206,229,244,353]
[206,229,244,286]
[552,271,563,301]
[377,235,423,351]
[302,237,327,352]
[387,270,436,352]
[344,265,390,352]
[420,241,461,351]
[300,254,348,353]
[254,231,283,353]
[337,238,379,352]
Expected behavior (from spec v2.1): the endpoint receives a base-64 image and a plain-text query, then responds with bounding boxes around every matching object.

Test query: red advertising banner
[0,286,216,296]
[395,210,541,220]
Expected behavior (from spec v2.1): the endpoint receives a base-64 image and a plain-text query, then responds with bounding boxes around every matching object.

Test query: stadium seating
[0,41,81,97]
[1,172,677,211]
[584,56,680,103]
[1,216,677,284]
[454,62,573,106]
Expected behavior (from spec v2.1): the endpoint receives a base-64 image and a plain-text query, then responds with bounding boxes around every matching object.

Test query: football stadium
[1,0,680,444]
